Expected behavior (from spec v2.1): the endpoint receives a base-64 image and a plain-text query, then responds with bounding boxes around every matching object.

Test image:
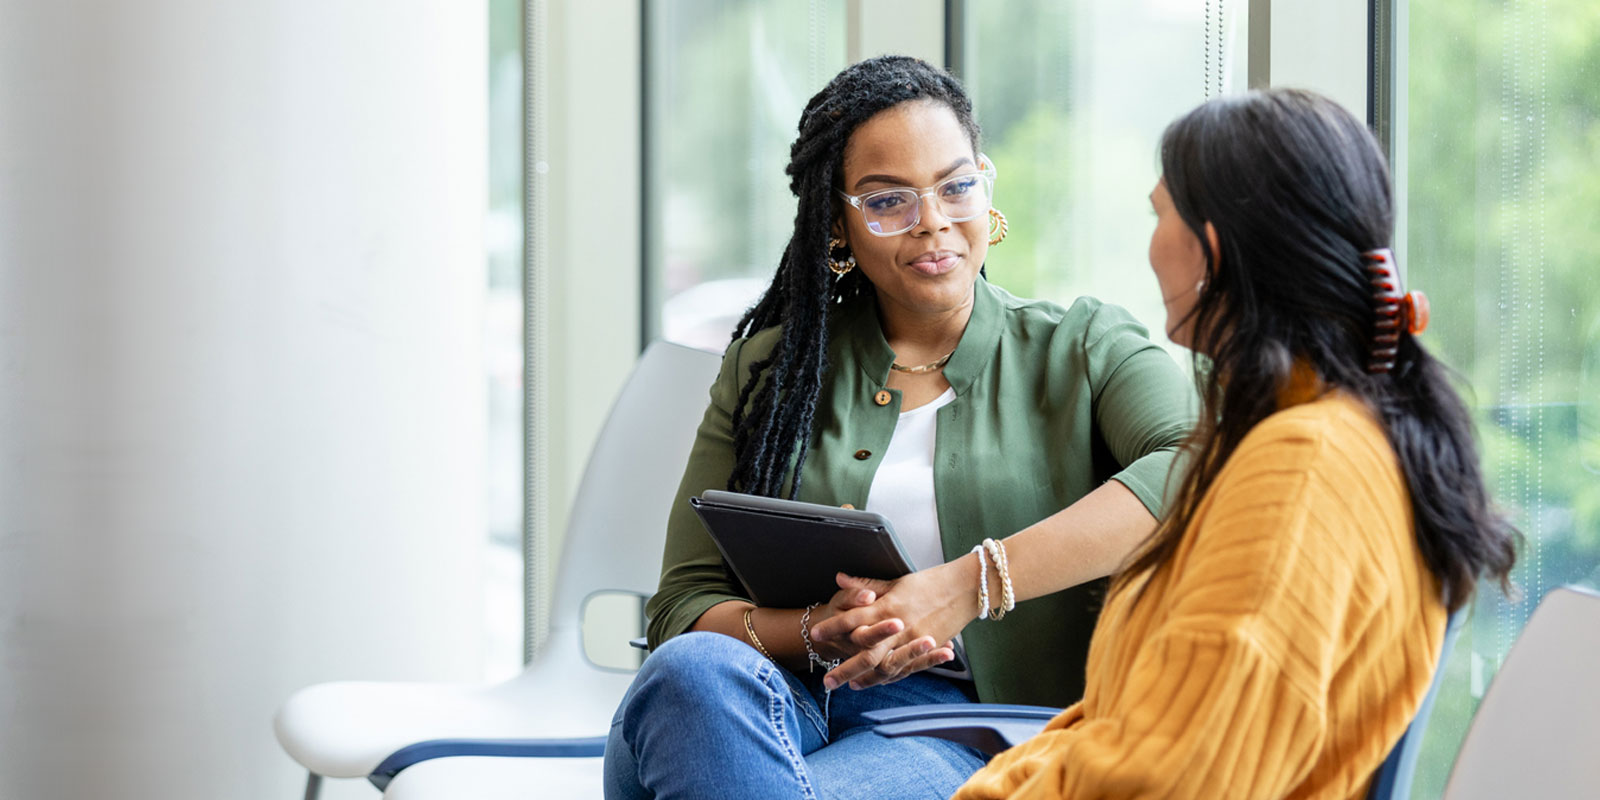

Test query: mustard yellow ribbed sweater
[955,391,1446,800]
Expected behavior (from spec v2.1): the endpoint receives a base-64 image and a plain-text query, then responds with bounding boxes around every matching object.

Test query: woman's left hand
[807,558,981,690]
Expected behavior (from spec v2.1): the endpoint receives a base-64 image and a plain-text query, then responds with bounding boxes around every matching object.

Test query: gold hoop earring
[988,208,1009,246]
[827,236,857,276]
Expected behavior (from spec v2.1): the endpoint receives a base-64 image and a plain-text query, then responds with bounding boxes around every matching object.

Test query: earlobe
[1203,222,1222,271]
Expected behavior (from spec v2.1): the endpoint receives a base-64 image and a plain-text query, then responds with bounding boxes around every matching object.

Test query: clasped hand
[806,560,977,691]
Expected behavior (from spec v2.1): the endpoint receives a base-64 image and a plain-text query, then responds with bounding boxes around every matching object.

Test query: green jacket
[647,277,1195,706]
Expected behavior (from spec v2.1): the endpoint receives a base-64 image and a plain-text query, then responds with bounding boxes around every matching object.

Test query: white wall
[0,2,487,797]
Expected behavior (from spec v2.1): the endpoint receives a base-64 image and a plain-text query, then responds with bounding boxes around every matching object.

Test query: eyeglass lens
[862,174,992,235]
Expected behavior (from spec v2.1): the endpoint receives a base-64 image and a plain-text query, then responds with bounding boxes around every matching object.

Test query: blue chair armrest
[864,703,1060,756]
[367,735,609,790]
[875,716,1051,756]
[862,702,1059,725]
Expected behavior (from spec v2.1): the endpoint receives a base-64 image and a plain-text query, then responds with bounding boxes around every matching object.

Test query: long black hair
[1117,89,1517,612]
[725,56,981,499]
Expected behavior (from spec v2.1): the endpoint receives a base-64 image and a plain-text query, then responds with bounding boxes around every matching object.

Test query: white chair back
[274,342,723,795]
[549,341,722,624]
[1443,585,1600,798]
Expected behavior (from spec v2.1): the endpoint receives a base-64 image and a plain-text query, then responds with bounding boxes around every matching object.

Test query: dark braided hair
[726,56,981,498]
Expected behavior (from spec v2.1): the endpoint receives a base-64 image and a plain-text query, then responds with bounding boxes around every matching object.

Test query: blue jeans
[603,632,988,800]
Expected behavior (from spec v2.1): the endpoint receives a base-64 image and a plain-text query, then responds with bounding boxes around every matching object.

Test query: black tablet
[689,489,971,679]
[691,489,914,607]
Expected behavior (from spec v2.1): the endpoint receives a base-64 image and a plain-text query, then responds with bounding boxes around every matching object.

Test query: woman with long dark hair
[954,88,1518,799]
[603,56,1195,799]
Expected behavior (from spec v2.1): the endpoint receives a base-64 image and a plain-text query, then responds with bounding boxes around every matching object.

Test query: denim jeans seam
[757,660,819,800]
[788,676,829,740]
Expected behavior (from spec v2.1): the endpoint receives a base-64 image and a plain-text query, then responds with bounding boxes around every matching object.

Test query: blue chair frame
[366,737,609,791]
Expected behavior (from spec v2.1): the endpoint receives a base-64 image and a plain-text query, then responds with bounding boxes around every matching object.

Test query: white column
[540,0,642,594]
[847,0,946,65]
[1251,0,1371,118]
[0,1,487,798]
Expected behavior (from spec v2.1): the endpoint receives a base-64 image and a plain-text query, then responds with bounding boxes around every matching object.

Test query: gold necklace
[890,349,955,374]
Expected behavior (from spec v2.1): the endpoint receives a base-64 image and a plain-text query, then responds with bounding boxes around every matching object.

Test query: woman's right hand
[805,585,906,664]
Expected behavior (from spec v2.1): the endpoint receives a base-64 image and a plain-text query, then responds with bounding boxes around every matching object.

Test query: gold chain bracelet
[743,608,775,662]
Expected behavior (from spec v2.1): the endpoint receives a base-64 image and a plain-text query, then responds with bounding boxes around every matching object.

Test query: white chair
[1443,584,1600,798]
[274,341,722,799]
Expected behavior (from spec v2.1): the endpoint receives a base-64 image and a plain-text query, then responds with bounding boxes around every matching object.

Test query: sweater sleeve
[1080,300,1197,517]
[955,418,1344,800]
[643,336,755,648]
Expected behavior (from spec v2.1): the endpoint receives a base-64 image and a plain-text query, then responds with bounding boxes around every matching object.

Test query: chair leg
[303,771,322,800]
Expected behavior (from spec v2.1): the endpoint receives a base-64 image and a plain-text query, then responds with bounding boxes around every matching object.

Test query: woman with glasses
[603,55,1194,800]
[952,90,1518,799]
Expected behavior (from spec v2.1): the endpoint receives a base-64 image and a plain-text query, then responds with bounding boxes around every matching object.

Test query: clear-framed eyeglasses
[836,153,997,237]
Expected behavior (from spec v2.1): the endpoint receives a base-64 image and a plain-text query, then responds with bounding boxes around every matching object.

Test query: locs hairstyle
[1117,89,1517,612]
[725,56,980,499]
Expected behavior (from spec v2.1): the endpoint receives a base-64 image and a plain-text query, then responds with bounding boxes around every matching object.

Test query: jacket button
[854,449,871,460]
[840,503,855,510]
[874,390,892,406]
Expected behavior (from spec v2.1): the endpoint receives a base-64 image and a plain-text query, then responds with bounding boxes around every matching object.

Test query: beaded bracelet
[982,538,1016,620]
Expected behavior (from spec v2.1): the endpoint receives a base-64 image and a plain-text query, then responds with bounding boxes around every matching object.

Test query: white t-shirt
[865,387,957,572]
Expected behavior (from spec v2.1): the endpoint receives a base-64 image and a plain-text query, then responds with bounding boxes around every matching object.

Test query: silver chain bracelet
[800,603,842,674]
[801,603,844,725]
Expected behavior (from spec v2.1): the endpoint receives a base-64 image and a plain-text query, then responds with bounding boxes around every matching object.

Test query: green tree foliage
[1403,0,1599,794]
[647,1,845,298]
[966,0,1206,339]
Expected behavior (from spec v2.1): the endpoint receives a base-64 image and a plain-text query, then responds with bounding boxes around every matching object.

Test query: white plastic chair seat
[382,755,603,799]
[275,632,631,779]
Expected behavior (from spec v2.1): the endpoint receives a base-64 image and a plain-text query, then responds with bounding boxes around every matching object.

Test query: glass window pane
[1402,0,1600,794]
[644,0,847,351]
[487,0,524,680]
[957,0,1243,350]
